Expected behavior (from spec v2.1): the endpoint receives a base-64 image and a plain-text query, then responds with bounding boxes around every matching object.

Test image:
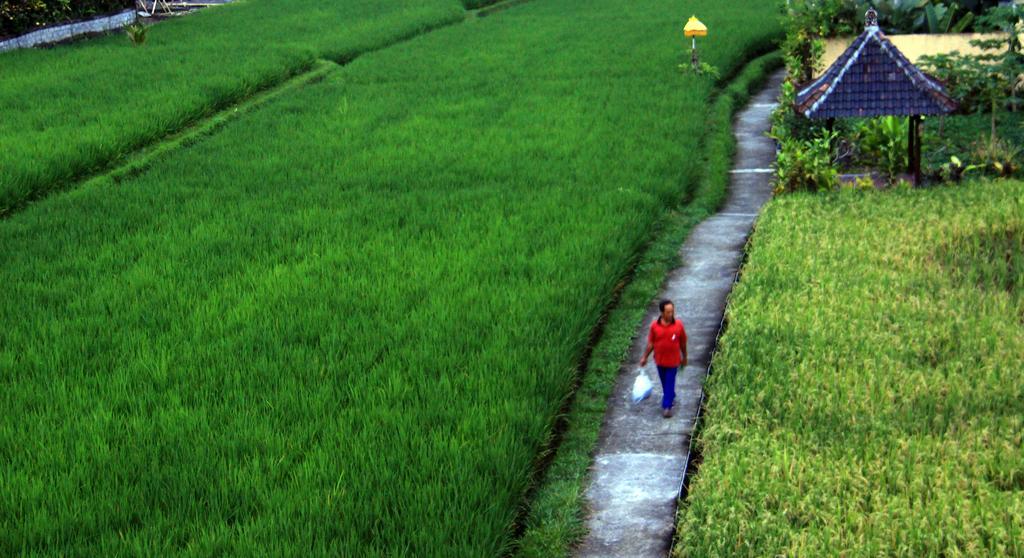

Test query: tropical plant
[774,131,840,193]
[973,134,1021,176]
[871,0,931,33]
[783,27,825,84]
[678,61,721,80]
[923,1,975,33]
[974,6,1024,110]
[783,0,990,37]
[124,21,146,46]
[860,0,982,33]
[921,7,1024,136]
[939,155,977,182]
[770,79,825,143]
[781,0,831,82]
[852,116,908,183]
[784,0,860,39]
[841,174,878,191]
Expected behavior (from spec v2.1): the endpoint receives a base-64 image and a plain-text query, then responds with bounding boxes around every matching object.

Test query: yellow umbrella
[684,16,707,68]
[683,16,707,38]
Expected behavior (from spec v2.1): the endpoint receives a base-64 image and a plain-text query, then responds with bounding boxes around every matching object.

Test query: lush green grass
[0,0,465,215]
[0,0,781,554]
[675,180,1024,557]
[514,51,784,558]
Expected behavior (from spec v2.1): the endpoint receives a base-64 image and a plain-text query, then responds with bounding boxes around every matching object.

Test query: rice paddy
[675,180,1024,557]
[0,0,782,554]
[0,0,466,214]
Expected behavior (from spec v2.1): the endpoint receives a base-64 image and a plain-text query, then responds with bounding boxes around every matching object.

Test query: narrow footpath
[575,69,785,558]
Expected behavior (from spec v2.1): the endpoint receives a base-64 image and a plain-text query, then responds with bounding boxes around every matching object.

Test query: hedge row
[0,0,132,39]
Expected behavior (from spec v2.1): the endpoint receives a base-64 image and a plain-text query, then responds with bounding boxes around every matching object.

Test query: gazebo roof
[795,16,957,119]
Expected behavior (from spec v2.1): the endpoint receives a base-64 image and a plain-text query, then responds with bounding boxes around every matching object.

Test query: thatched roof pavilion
[794,8,958,182]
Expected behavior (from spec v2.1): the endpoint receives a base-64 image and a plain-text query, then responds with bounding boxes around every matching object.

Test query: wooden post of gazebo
[909,115,921,183]
[793,8,957,185]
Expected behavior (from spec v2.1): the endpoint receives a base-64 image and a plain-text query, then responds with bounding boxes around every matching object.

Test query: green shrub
[920,7,1024,123]
[677,61,721,80]
[781,0,986,42]
[780,0,830,84]
[852,116,908,183]
[868,0,979,34]
[774,132,839,193]
[973,135,1021,177]
[940,155,978,182]
[769,79,825,145]
[124,21,146,46]
[783,0,860,39]
[921,111,1024,172]
[782,27,824,84]
[842,174,877,191]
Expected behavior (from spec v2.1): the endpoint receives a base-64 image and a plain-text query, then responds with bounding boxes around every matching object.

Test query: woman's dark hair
[658,299,674,312]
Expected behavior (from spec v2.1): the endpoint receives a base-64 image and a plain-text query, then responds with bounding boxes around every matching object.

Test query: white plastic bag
[631,368,653,404]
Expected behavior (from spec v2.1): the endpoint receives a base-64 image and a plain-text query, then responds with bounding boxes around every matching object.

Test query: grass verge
[513,51,784,558]
[78,59,339,196]
[674,180,1024,557]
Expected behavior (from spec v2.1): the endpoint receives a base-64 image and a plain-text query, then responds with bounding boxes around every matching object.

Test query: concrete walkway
[574,69,785,558]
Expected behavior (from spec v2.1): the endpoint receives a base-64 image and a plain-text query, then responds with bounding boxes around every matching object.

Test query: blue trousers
[657,366,678,409]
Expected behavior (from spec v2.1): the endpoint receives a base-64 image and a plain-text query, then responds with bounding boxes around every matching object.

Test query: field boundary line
[3,3,530,219]
[20,59,340,209]
[471,0,535,18]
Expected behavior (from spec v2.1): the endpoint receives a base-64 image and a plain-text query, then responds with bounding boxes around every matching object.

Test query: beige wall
[818,33,1007,76]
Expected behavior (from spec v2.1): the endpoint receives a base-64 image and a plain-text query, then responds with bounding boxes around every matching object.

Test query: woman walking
[640,299,688,418]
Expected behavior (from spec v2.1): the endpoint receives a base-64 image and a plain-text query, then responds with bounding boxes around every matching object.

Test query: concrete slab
[574,69,784,558]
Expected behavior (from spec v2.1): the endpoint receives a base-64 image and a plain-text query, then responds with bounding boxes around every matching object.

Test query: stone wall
[0,9,136,53]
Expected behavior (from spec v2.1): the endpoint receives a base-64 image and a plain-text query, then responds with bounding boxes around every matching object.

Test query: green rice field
[675,180,1024,557]
[0,0,781,554]
[0,0,466,214]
